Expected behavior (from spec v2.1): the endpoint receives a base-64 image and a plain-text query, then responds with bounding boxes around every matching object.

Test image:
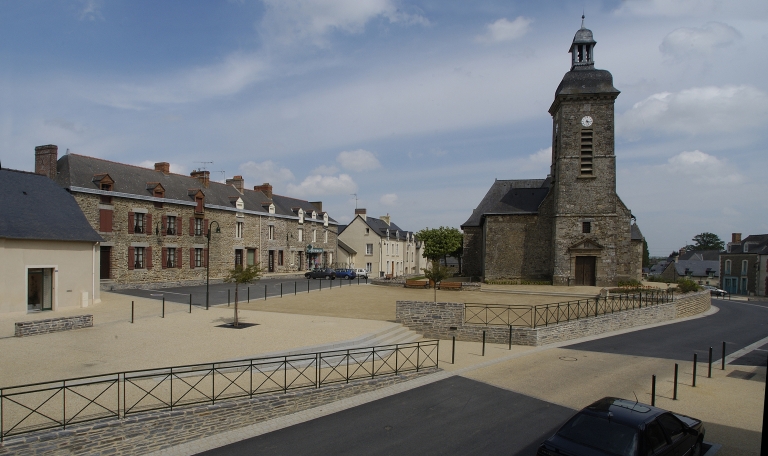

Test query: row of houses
[1,144,424,315]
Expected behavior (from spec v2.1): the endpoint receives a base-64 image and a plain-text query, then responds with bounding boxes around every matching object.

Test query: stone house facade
[34,145,337,288]
[720,233,768,296]
[337,209,425,278]
[462,24,643,286]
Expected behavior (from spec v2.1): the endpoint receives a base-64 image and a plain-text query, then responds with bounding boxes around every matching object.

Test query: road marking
[720,335,768,366]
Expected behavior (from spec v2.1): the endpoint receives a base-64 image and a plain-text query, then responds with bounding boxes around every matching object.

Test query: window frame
[167,247,177,268]
[194,248,203,268]
[135,213,145,234]
[167,215,176,235]
[135,247,145,269]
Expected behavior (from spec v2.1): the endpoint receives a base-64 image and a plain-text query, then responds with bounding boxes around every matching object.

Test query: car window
[644,421,668,455]
[656,414,685,441]
[557,413,638,456]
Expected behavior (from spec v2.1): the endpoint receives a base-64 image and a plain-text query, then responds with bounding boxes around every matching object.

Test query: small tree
[690,232,725,251]
[417,226,463,271]
[223,264,262,327]
[422,260,452,302]
[642,240,650,268]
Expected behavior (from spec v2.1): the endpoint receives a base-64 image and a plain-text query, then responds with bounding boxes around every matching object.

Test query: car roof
[579,397,666,427]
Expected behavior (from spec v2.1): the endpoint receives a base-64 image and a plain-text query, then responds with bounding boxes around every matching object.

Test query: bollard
[651,375,656,406]
[247,287,250,303]
[708,347,713,378]
[281,283,283,298]
[452,336,456,364]
[693,353,697,387]
[307,280,310,293]
[295,281,297,295]
[320,280,322,291]
[762,353,768,456]
[189,294,192,313]
[482,330,486,356]
[162,296,165,318]
[722,341,726,370]
[131,301,134,323]
[228,289,231,307]
[264,284,267,301]
[508,325,512,350]
[673,363,679,400]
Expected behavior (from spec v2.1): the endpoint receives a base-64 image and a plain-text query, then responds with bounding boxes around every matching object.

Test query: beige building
[337,209,425,278]
[0,168,102,315]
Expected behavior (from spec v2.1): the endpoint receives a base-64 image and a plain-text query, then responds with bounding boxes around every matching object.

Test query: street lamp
[205,220,221,310]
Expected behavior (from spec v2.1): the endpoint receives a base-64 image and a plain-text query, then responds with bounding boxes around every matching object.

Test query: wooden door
[268,250,275,272]
[100,246,111,280]
[575,256,596,286]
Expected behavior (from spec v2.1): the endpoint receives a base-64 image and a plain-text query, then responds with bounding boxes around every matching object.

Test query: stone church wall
[482,212,552,281]
[461,227,484,278]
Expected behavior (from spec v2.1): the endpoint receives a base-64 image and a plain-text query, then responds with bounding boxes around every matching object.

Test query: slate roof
[630,223,644,241]
[670,260,720,278]
[726,234,768,254]
[56,154,336,224]
[462,179,551,228]
[0,168,102,242]
[679,250,720,261]
[362,216,414,239]
[649,260,669,276]
[337,239,356,255]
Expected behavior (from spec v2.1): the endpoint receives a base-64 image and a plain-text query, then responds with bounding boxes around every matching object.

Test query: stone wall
[15,315,93,337]
[0,369,434,455]
[396,291,710,346]
[483,213,553,281]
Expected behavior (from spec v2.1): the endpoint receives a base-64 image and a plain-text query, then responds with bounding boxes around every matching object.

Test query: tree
[690,232,725,251]
[416,227,463,269]
[642,239,650,268]
[223,264,262,327]
[422,260,452,302]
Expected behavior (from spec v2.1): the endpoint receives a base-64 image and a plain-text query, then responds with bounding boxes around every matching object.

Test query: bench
[438,281,462,290]
[405,279,429,289]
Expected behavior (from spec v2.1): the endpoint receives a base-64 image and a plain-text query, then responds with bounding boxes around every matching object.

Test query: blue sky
[2,0,766,256]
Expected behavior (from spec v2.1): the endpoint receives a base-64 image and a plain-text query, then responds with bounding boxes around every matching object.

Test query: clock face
[581,116,593,127]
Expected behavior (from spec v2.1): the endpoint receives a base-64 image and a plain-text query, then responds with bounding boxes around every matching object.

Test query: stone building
[34,145,338,288]
[720,233,768,296]
[337,209,425,278]
[462,23,643,286]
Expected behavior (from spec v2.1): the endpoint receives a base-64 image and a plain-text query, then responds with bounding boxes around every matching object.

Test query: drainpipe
[91,243,96,307]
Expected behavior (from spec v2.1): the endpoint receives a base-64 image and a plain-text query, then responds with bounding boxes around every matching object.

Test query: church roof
[630,224,644,241]
[461,179,550,228]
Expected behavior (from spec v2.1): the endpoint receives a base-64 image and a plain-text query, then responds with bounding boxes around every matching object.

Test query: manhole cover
[559,356,578,362]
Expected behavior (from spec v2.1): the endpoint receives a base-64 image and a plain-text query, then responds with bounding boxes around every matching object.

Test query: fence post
[189,294,192,313]
[482,330,486,356]
[722,341,726,370]
[673,363,679,400]
[452,336,456,364]
[693,353,697,387]
[651,375,656,406]
[508,325,512,350]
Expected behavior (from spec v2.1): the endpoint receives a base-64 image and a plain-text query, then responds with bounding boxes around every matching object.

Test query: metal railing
[465,290,674,328]
[0,340,438,441]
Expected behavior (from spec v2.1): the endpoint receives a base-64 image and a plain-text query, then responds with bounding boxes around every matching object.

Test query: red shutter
[176,218,182,237]
[204,219,209,235]
[128,212,135,234]
[190,248,196,269]
[177,248,183,269]
[128,247,135,270]
[146,246,153,269]
[99,209,113,232]
[162,216,167,236]
[162,247,167,269]
[189,218,195,236]
[204,248,209,268]
[146,214,152,235]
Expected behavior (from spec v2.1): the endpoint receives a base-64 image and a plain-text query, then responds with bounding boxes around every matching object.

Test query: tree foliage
[642,240,650,268]
[422,260,452,302]
[416,227,463,262]
[223,264,262,327]
[690,232,725,251]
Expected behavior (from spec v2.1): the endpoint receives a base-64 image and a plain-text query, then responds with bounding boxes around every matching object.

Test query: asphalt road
[111,275,369,307]
[564,298,768,365]
[196,376,575,456]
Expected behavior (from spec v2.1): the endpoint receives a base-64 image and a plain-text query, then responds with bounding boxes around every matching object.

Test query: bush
[617,279,643,289]
[676,279,699,293]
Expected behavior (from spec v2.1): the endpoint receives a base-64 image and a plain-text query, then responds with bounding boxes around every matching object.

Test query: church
[462,22,644,286]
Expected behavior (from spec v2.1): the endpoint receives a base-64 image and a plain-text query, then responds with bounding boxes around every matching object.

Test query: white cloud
[664,150,744,184]
[336,149,381,172]
[79,0,103,21]
[613,0,768,18]
[238,160,295,186]
[311,164,340,175]
[137,160,188,176]
[262,0,428,46]
[380,193,398,206]
[660,22,741,57]
[287,173,357,197]
[476,17,532,44]
[618,85,768,137]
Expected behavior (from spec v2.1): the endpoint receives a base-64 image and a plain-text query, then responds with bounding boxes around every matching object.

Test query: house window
[247,249,256,266]
[195,248,203,268]
[167,248,176,268]
[742,260,749,275]
[312,229,317,242]
[366,262,372,272]
[135,247,145,269]
[167,216,176,235]
[366,244,373,255]
[268,225,275,240]
[194,218,203,236]
[298,228,303,242]
[582,221,591,233]
[580,130,593,176]
[724,260,731,274]
[324,231,328,243]
[236,221,244,238]
[278,250,284,266]
[365,228,370,235]
[134,213,145,234]
[235,249,243,267]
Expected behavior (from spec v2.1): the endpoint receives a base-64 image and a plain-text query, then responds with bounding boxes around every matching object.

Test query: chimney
[226,175,245,193]
[355,208,366,218]
[190,169,210,188]
[310,201,323,212]
[154,162,170,174]
[254,182,272,199]
[732,233,742,243]
[380,214,390,226]
[34,144,58,180]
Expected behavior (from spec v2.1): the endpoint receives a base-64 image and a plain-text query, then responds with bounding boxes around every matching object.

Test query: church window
[582,222,591,234]
[580,130,593,176]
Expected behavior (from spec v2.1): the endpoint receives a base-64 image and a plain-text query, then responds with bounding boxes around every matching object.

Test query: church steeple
[569,15,596,71]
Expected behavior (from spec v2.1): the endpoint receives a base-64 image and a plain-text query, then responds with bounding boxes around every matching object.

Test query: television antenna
[194,161,214,171]
[351,193,358,209]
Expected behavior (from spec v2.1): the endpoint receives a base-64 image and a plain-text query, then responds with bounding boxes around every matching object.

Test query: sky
[1,0,766,257]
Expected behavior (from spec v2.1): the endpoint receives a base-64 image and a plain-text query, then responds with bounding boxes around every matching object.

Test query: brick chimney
[226,175,245,193]
[254,183,272,198]
[190,169,210,188]
[732,233,742,243]
[310,201,323,212]
[355,208,366,217]
[380,214,390,226]
[34,144,58,180]
[154,162,170,174]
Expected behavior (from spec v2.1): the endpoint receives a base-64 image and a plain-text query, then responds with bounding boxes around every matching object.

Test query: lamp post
[206,220,221,310]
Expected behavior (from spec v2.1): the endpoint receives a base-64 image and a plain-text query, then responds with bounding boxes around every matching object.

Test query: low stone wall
[396,291,711,347]
[0,368,436,455]
[15,315,93,337]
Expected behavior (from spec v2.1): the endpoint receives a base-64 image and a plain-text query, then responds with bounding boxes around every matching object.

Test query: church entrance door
[575,256,596,286]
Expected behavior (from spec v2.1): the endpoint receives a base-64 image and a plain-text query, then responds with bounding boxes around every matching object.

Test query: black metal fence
[0,340,438,441]
[465,290,674,328]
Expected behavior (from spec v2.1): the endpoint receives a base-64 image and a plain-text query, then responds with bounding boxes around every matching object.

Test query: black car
[538,397,704,456]
[304,268,336,280]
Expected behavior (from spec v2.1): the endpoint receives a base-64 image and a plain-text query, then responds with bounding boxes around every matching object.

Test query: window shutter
[99,209,113,232]
[176,218,182,237]
[162,215,167,236]
[162,247,168,269]
[128,247,135,270]
[204,248,209,268]
[128,212,135,234]
[190,248,195,269]
[204,219,209,236]
[146,214,152,235]
[189,218,195,236]
[176,248,182,268]
[146,246,153,269]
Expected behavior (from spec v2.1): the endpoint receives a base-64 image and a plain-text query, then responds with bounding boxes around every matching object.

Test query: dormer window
[311,211,317,220]
[386,229,390,239]
[323,213,329,227]
[189,189,205,214]
[93,174,115,204]
[297,208,304,224]
[269,204,275,214]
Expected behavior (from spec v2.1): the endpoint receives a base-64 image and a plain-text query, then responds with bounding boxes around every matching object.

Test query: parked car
[354,268,369,279]
[335,268,357,280]
[304,268,336,280]
[537,397,704,456]
[701,285,728,297]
